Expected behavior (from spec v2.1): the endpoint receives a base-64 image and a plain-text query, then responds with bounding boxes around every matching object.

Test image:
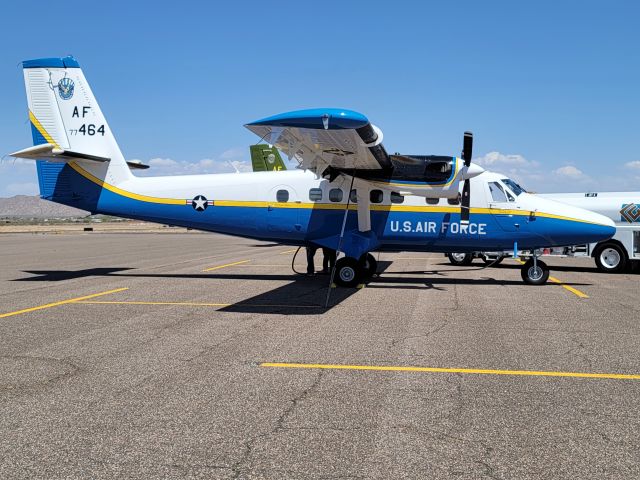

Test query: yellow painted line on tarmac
[259,362,640,381]
[279,249,298,255]
[77,300,232,307]
[549,276,589,298]
[235,264,291,267]
[514,258,589,298]
[76,300,322,309]
[0,287,129,319]
[203,260,250,272]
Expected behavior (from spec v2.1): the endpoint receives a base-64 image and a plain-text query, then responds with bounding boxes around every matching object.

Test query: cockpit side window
[501,178,525,196]
[488,181,508,203]
[504,188,515,202]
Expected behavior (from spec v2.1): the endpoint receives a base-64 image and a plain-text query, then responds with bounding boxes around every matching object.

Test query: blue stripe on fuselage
[47,166,614,252]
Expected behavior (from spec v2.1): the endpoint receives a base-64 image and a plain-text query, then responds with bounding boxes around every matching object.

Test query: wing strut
[325,173,356,308]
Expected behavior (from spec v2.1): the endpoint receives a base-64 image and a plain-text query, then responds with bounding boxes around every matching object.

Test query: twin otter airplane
[12,56,615,286]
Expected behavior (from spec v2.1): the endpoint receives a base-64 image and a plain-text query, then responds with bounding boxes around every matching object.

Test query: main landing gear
[520,254,550,285]
[334,253,378,288]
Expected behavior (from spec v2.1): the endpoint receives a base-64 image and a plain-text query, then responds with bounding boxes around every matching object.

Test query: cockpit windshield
[501,178,526,196]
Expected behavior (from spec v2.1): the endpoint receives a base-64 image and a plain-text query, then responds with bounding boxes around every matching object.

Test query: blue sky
[1,0,639,196]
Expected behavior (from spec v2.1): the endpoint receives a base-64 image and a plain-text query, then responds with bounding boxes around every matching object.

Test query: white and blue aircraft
[11,57,615,287]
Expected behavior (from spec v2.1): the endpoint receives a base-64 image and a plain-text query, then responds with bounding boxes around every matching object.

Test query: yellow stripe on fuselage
[67,162,185,205]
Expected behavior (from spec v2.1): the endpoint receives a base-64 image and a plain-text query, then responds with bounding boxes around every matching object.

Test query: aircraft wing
[245,109,392,175]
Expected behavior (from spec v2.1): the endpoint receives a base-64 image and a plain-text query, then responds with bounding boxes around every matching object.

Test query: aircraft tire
[521,259,549,285]
[447,253,474,266]
[360,253,378,278]
[594,242,628,273]
[334,257,362,288]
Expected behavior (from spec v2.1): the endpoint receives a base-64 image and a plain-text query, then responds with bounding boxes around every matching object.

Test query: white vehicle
[537,192,640,273]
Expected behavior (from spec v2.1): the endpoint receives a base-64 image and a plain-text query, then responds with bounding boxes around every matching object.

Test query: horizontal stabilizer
[10,143,111,163]
[126,160,150,170]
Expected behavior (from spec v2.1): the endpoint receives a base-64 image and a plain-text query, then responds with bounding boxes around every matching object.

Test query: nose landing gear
[521,255,550,285]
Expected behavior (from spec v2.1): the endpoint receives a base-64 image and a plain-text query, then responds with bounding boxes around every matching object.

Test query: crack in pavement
[231,369,324,479]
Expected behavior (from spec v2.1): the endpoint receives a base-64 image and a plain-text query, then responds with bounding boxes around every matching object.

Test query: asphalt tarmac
[0,232,639,479]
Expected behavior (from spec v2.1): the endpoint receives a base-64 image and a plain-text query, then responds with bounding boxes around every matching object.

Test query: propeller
[460,131,473,224]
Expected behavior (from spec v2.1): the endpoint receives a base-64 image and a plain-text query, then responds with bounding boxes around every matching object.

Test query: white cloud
[0,159,38,197]
[474,151,539,168]
[553,165,587,179]
[4,182,39,196]
[472,151,542,191]
[148,158,178,168]
[133,148,253,177]
[624,160,640,170]
[471,152,605,193]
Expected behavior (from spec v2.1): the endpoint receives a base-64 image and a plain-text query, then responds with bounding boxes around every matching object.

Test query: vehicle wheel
[447,252,473,266]
[594,242,628,273]
[360,253,378,277]
[480,254,504,266]
[334,257,362,287]
[521,259,550,285]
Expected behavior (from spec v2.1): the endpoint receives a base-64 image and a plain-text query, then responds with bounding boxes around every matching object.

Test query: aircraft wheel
[594,242,628,273]
[360,253,378,278]
[447,252,473,266]
[480,254,504,266]
[521,259,550,285]
[334,257,362,288]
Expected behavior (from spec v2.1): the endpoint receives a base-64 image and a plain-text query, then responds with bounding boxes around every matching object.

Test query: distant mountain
[0,195,89,218]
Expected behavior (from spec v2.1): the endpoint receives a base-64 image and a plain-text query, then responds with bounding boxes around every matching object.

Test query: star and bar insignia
[186,195,213,211]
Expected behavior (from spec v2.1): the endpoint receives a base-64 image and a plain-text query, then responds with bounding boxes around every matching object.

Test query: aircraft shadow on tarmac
[16,267,133,281]
[13,260,592,314]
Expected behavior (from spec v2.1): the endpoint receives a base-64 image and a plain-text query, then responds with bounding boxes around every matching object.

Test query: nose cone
[462,162,484,179]
[572,212,616,245]
[536,198,616,246]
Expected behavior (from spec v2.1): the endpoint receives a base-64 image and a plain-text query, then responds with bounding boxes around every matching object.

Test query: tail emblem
[57,77,74,100]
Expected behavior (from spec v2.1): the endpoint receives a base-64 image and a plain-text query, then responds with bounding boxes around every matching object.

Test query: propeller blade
[461,178,471,224]
[462,131,473,167]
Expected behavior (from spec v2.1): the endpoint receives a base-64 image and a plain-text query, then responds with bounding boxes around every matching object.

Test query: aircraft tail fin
[21,56,132,201]
[249,144,287,172]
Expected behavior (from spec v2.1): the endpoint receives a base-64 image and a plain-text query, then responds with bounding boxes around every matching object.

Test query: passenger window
[309,188,322,201]
[488,182,508,203]
[329,188,343,202]
[370,190,383,204]
[276,189,289,203]
[447,195,460,206]
[390,192,404,204]
[350,190,358,203]
[426,197,439,205]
